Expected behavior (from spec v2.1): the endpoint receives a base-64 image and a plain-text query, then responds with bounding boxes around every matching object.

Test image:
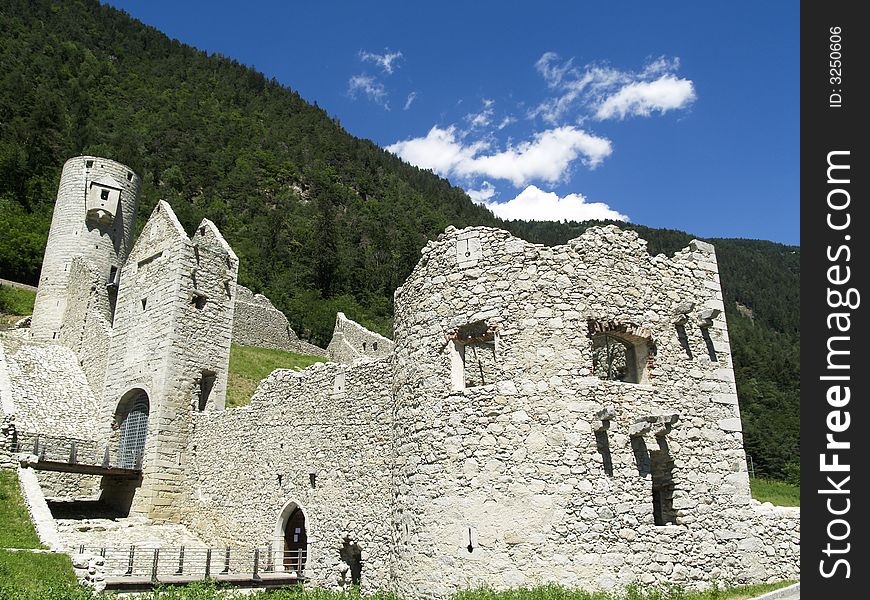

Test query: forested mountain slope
[0,0,799,482]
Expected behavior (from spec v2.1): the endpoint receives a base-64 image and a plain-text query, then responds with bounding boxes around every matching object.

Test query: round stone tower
[30,156,141,341]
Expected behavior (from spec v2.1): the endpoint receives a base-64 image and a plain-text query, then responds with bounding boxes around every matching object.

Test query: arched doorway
[115,389,149,470]
[284,507,307,573]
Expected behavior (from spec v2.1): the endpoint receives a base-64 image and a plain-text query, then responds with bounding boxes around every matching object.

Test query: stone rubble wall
[57,257,113,398]
[182,358,393,593]
[31,156,140,341]
[232,285,327,357]
[326,312,394,365]
[389,225,798,596]
[0,337,104,442]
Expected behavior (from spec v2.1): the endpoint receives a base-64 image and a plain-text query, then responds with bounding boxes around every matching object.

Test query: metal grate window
[118,397,148,469]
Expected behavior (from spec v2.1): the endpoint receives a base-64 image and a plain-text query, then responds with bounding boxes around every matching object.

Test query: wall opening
[198,371,216,412]
[449,321,498,390]
[114,389,149,470]
[650,443,676,525]
[191,293,207,310]
[282,507,307,574]
[588,321,653,384]
[340,538,363,585]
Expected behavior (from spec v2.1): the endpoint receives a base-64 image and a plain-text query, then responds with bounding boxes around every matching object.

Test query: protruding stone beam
[629,413,679,437]
[696,308,721,328]
[593,406,615,432]
[671,301,694,325]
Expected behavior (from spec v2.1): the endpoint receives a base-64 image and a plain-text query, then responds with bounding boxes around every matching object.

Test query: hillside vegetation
[0,1,798,484]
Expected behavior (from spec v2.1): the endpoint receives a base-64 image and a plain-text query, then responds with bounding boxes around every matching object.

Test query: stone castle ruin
[0,156,798,595]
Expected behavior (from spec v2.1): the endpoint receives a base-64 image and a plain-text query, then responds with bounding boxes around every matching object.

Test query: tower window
[588,321,654,384]
[100,189,110,201]
[449,321,498,391]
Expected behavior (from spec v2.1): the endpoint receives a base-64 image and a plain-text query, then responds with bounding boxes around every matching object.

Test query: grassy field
[0,581,796,600]
[0,469,84,598]
[0,285,36,329]
[226,344,325,408]
[749,478,800,507]
[0,470,42,549]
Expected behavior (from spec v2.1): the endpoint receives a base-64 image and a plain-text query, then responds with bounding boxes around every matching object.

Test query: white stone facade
[2,157,799,597]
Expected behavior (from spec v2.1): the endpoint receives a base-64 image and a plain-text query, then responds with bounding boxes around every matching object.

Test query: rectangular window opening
[650,448,676,525]
[450,321,498,391]
[140,298,148,311]
[198,371,217,412]
[191,293,207,310]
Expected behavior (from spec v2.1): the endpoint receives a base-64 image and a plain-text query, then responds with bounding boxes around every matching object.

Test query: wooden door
[283,508,307,573]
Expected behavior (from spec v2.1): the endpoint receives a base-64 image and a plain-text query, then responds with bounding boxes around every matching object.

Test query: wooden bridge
[11,432,141,479]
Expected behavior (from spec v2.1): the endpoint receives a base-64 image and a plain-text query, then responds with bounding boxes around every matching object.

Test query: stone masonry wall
[57,258,113,398]
[101,202,238,518]
[326,312,394,365]
[183,358,393,593]
[232,285,326,357]
[31,156,140,341]
[389,225,798,596]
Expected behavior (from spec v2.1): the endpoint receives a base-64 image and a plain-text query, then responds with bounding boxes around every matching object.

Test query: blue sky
[107,1,799,245]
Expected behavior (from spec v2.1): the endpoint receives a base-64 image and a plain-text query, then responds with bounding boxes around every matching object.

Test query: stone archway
[114,389,149,470]
[273,499,308,574]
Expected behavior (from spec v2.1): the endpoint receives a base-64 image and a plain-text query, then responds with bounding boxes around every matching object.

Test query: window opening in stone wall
[449,321,498,390]
[373,342,378,351]
[362,342,367,351]
[587,321,653,384]
[140,298,147,311]
[650,445,676,525]
[675,324,692,358]
[198,370,216,412]
[127,171,133,181]
[100,188,110,201]
[191,293,207,310]
[86,160,94,168]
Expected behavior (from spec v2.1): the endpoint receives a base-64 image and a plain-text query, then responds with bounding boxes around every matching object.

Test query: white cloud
[530,53,695,124]
[497,115,516,130]
[348,74,389,108]
[595,75,696,120]
[387,125,612,187]
[481,185,628,222]
[359,49,404,75]
[465,98,495,129]
[466,181,496,203]
[403,92,418,110]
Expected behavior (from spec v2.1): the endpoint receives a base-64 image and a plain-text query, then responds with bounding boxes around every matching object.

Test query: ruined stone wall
[102,202,238,519]
[232,286,327,357]
[57,258,113,398]
[326,312,394,365]
[31,156,140,341]
[389,225,798,596]
[0,335,106,499]
[182,358,393,593]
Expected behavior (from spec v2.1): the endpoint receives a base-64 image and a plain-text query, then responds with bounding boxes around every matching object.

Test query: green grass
[0,285,36,316]
[0,550,84,598]
[226,344,325,408]
[750,477,800,507]
[0,470,43,549]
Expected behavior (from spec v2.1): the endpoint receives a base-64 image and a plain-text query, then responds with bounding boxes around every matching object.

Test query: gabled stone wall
[326,312,393,365]
[231,286,327,357]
